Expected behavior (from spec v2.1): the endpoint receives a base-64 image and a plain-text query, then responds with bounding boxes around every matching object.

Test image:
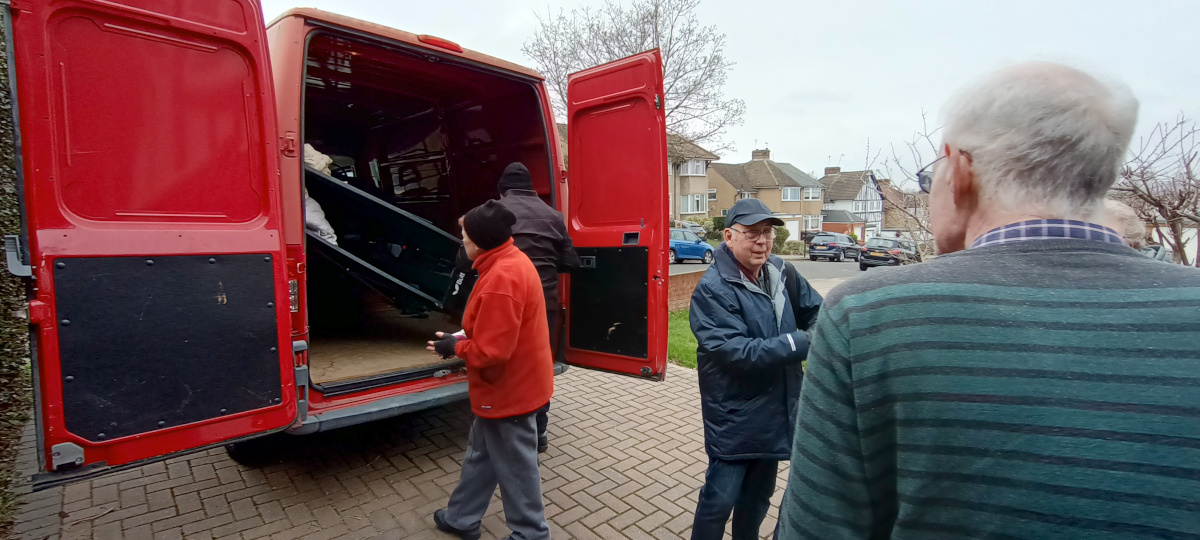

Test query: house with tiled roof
[668,134,720,222]
[709,149,825,240]
[818,167,884,240]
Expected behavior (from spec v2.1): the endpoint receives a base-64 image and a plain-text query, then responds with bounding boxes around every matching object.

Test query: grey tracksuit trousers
[443,412,550,540]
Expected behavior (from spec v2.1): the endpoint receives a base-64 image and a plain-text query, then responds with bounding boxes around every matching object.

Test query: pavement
[11,367,787,540]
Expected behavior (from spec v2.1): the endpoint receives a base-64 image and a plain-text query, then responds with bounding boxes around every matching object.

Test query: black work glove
[433,336,458,359]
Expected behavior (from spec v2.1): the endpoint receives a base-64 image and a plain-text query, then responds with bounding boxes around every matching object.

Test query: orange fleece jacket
[454,239,554,418]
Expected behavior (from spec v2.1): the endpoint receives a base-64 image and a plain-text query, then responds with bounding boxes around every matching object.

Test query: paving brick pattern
[11,366,787,540]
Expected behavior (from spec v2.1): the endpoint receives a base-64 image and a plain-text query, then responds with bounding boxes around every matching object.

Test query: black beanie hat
[463,200,516,252]
[497,162,533,194]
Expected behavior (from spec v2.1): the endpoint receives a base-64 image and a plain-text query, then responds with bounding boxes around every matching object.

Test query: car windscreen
[866,238,899,248]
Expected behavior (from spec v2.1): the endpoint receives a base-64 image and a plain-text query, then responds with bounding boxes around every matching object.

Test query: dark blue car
[670,228,714,264]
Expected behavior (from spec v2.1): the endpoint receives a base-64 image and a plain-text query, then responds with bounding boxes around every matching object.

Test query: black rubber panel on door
[568,247,648,359]
[53,254,282,442]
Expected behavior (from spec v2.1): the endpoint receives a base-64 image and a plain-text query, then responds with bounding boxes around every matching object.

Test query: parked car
[8,3,671,486]
[859,237,922,270]
[670,228,714,264]
[809,232,862,262]
[680,220,707,239]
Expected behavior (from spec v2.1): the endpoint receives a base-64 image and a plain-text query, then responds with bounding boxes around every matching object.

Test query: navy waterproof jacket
[690,243,812,460]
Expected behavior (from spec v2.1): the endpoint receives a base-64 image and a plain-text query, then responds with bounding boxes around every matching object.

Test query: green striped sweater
[777,239,1200,540]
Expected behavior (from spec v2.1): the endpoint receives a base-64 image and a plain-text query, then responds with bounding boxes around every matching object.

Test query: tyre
[809,255,817,262]
[852,250,860,262]
[860,262,868,271]
[668,249,677,264]
[703,250,714,264]
[833,250,842,262]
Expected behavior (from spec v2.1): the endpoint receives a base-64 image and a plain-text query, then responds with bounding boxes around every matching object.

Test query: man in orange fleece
[427,200,554,540]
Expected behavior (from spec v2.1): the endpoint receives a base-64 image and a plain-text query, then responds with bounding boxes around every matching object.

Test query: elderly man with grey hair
[777,62,1200,539]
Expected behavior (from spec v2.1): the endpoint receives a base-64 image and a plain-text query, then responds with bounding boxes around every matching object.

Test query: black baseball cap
[725,199,784,228]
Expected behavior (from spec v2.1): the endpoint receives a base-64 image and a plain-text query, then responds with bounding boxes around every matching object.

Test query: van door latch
[280,132,299,158]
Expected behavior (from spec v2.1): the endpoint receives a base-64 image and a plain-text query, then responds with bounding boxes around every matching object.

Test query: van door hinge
[654,95,662,110]
[280,132,299,158]
[4,236,29,277]
[293,364,309,423]
[50,443,84,471]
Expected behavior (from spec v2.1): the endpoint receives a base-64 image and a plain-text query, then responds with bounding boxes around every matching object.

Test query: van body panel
[11,0,296,479]
[12,3,668,484]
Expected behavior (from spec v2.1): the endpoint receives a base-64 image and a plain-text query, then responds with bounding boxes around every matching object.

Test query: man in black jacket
[688,198,818,540]
[494,162,578,453]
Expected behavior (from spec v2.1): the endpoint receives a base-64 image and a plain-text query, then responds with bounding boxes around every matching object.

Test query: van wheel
[224,434,288,467]
[703,251,714,264]
[860,262,868,271]
[668,249,677,264]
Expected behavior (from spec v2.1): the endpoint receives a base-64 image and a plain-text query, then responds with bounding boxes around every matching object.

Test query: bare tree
[522,0,745,155]
[870,112,940,256]
[1110,115,1199,266]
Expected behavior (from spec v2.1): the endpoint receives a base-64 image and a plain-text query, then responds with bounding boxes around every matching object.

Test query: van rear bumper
[288,382,469,435]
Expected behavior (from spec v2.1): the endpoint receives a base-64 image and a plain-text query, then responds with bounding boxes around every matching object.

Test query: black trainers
[433,508,481,540]
[537,434,549,453]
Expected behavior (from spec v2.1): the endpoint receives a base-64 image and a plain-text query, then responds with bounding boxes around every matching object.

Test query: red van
[5,1,668,487]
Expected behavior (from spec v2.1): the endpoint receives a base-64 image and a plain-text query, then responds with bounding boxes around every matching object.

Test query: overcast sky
[260,0,1198,182]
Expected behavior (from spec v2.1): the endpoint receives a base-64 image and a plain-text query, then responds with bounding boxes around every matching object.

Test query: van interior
[299,32,555,392]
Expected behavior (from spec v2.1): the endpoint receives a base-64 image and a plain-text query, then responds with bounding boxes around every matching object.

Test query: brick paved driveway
[11,367,787,540]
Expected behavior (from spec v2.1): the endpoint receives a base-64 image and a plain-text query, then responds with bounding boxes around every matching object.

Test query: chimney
[751,149,770,160]
[824,166,841,176]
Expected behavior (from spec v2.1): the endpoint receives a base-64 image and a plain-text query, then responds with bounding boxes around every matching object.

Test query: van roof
[270,8,545,81]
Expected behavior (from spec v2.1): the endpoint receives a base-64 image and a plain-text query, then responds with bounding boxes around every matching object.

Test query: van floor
[308,298,459,385]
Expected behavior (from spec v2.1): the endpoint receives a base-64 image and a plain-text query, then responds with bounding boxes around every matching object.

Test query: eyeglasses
[729,227,776,242]
[916,149,971,193]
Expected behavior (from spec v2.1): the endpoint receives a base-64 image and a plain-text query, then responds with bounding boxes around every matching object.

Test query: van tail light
[417,35,464,53]
[888,249,901,255]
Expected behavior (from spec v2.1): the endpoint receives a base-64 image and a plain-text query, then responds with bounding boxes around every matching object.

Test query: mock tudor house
[709,149,825,240]
[818,167,883,240]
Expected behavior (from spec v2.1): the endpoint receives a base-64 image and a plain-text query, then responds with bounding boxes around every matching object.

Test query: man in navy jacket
[689,198,811,540]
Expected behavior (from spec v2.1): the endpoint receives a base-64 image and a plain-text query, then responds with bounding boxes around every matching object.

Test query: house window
[803,215,822,231]
[803,188,821,201]
[721,209,728,216]
[681,159,707,176]
[708,189,717,201]
[781,187,801,201]
[680,194,706,214]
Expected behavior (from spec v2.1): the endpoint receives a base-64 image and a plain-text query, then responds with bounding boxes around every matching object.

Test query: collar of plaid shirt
[969,219,1126,249]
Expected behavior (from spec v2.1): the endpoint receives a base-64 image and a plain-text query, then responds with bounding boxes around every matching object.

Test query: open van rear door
[7,0,295,484]
[564,51,668,380]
